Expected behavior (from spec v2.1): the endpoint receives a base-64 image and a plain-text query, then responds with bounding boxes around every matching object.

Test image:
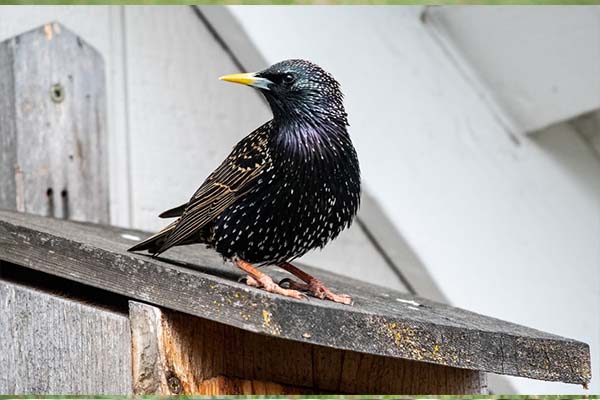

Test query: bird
[128,59,361,305]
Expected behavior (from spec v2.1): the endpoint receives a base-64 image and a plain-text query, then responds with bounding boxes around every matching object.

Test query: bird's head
[220,59,347,127]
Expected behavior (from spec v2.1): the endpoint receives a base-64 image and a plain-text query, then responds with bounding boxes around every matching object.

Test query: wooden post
[0,22,109,224]
[129,301,486,395]
[0,23,113,395]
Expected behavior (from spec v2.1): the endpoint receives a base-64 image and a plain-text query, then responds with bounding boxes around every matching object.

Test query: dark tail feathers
[158,203,186,218]
[127,221,177,254]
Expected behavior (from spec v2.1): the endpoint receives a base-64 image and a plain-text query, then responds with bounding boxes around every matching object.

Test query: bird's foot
[243,275,261,287]
[243,274,306,300]
[280,277,352,305]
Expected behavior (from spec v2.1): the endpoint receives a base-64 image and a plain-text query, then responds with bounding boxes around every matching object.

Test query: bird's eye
[282,73,295,84]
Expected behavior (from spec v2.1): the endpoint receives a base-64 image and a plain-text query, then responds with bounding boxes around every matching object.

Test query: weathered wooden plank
[129,301,486,394]
[198,376,309,395]
[0,8,132,228]
[0,277,132,394]
[0,23,109,223]
[0,35,18,212]
[0,210,591,386]
[129,301,313,395]
[129,301,171,395]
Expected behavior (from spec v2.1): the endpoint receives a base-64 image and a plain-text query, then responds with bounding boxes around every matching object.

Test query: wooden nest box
[0,23,591,395]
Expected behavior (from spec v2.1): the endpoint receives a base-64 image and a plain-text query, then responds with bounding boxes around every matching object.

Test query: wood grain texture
[0,37,18,212]
[129,301,170,395]
[129,301,486,394]
[198,376,308,395]
[0,23,109,224]
[0,210,591,386]
[0,7,132,228]
[130,301,311,395]
[0,278,132,394]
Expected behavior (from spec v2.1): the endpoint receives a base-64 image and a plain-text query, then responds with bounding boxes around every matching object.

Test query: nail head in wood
[50,83,65,103]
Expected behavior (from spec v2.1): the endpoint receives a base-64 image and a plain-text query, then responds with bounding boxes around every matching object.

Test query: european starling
[128,60,361,305]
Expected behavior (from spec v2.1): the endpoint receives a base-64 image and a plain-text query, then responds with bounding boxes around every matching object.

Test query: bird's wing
[155,125,271,254]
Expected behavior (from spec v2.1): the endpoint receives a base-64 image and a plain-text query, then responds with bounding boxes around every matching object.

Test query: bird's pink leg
[234,258,306,300]
[278,262,352,305]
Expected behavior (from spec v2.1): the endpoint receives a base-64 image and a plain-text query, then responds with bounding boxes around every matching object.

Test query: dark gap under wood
[0,261,129,314]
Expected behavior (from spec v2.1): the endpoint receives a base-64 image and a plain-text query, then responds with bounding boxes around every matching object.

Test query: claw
[279,277,309,291]
[245,275,261,288]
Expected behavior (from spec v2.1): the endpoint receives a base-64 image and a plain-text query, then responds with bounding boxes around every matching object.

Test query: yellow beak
[219,72,256,85]
[219,72,272,90]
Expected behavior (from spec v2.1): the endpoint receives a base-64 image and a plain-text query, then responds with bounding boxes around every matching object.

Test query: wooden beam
[129,301,486,394]
[0,210,591,387]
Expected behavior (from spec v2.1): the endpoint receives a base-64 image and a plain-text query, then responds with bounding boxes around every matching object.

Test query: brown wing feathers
[150,128,270,255]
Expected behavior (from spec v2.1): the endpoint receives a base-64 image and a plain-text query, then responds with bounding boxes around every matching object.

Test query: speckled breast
[213,156,360,265]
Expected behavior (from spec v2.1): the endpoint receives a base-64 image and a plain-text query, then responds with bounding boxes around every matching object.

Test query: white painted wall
[229,6,600,394]
[426,6,600,134]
